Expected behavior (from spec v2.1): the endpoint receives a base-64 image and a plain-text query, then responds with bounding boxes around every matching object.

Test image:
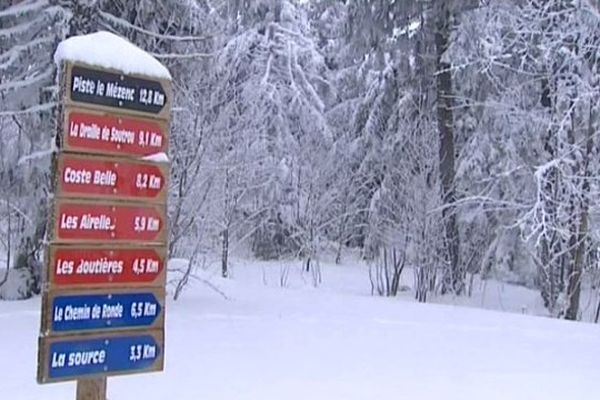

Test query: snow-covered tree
[0,0,69,299]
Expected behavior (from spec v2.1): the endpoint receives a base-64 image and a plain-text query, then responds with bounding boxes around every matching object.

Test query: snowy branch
[99,11,218,42]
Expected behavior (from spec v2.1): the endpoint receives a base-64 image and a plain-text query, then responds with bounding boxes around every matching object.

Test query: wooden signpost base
[76,378,107,400]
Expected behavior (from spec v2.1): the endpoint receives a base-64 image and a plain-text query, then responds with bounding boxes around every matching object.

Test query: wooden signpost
[37,41,172,400]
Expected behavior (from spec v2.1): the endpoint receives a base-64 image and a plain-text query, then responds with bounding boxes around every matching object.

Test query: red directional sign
[47,246,166,289]
[56,154,168,203]
[51,200,167,244]
[63,108,168,157]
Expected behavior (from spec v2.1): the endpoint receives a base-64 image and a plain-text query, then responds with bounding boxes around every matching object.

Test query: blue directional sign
[50,291,162,333]
[45,332,161,381]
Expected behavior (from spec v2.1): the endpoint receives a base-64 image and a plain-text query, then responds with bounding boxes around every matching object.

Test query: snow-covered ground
[1,257,599,400]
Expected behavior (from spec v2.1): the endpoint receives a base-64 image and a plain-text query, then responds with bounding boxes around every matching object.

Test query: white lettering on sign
[151,133,162,147]
[133,216,160,232]
[55,258,124,276]
[143,344,156,359]
[76,258,124,275]
[78,122,101,140]
[60,214,78,230]
[131,301,157,318]
[111,127,135,144]
[136,173,162,190]
[69,122,79,137]
[91,304,101,319]
[139,89,165,106]
[144,302,157,316]
[138,131,163,148]
[56,259,74,275]
[54,306,64,321]
[147,259,159,273]
[79,214,114,231]
[64,167,92,185]
[71,122,163,147]
[132,258,160,275]
[101,303,123,319]
[149,175,161,189]
[51,352,66,368]
[105,82,135,101]
[64,304,91,321]
[63,167,116,187]
[72,76,96,95]
[92,169,117,186]
[129,344,156,362]
[67,350,106,367]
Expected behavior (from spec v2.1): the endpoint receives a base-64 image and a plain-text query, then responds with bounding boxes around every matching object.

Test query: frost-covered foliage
[2,0,600,321]
[0,0,68,299]
[448,0,600,319]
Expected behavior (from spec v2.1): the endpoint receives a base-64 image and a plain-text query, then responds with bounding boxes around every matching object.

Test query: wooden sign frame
[48,198,168,245]
[45,244,167,290]
[53,152,169,203]
[37,329,165,384]
[62,62,173,121]
[40,287,165,336]
[59,107,169,158]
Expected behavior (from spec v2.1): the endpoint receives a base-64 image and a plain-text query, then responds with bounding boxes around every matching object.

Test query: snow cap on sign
[54,31,172,80]
[142,152,170,163]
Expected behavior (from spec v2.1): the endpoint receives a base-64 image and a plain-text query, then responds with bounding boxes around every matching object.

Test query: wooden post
[76,378,107,400]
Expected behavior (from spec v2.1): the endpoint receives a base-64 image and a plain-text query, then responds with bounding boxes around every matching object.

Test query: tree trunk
[221,228,229,278]
[335,198,349,264]
[559,0,587,320]
[595,293,600,323]
[565,212,586,320]
[434,1,461,294]
[0,198,11,290]
[565,100,594,320]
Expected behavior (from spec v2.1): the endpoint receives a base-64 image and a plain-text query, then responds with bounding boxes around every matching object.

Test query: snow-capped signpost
[36,32,172,400]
